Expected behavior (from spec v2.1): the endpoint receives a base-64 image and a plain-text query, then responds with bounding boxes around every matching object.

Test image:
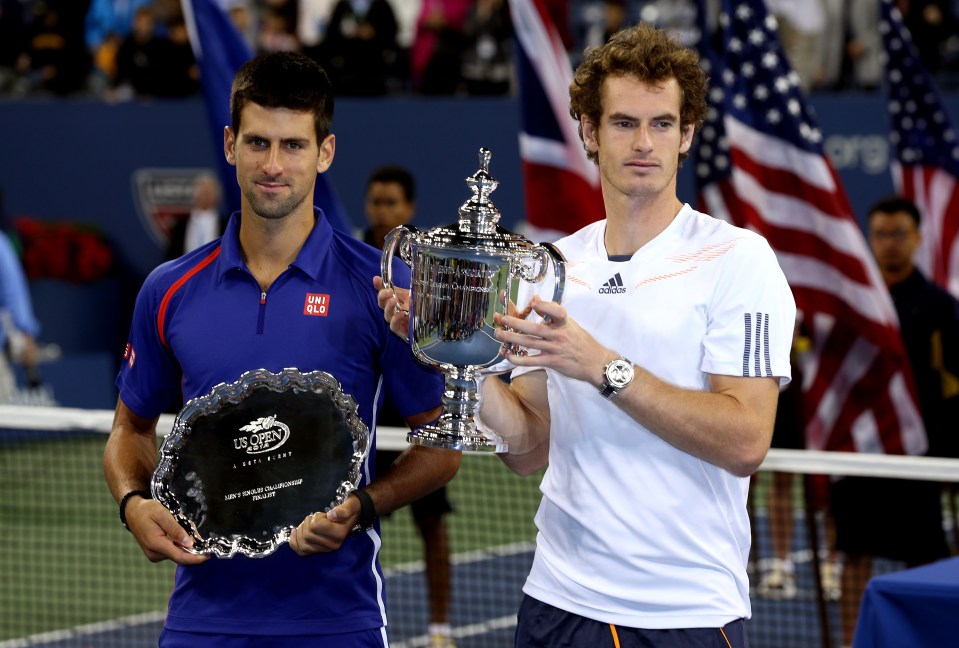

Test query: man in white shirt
[167,172,223,259]
[377,22,795,647]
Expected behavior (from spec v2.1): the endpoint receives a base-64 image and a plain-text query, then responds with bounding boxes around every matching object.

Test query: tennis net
[1,404,956,647]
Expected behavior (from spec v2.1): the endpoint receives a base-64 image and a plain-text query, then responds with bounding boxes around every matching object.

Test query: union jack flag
[510,0,604,241]
[880,0,959,298]
[695,0,926,454]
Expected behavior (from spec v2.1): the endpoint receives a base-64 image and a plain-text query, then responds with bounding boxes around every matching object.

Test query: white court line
[0,611,166,647]
[0,543,536,647]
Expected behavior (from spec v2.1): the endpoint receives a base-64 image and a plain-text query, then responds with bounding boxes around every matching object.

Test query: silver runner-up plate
[151,368,370,559]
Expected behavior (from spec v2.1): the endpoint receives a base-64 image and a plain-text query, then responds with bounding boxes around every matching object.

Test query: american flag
[180,0,351,232]
[880,0,959,298]
[510,0,604,241]
[696,0,927,454]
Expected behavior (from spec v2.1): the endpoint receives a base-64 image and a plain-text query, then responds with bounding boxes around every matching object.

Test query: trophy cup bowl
[381,148,565,452]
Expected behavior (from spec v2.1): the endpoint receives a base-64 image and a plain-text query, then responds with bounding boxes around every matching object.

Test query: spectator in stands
[162,16,200,96]
[846,0,882,91]
[0,230,41,403]
[766,0,826,91]
[256,5,300,53]
[319,0,400,95]
[814,0,846,90]
[831,195,959,647]
[17,1,92,96]
[900,0,957,74]
[298,0,337,53]
[578,0,630,56]
[0,0,28,93]
[110,6,198,100]
[361,164,458,648]
[166,172,225,260]
[85,0,153,92]
[460,0,513,96]
[410,0,471,95]
[222,0,259,51]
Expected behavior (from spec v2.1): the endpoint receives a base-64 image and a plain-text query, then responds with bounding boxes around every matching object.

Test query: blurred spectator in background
[299,0,337,53]
[578,0,630,56]
[166,172,224,260]
[639,0,698,47]
[846,0,882,91]
[319,0,400,95]
[389,0,421,76]
[16,1,92,96]
[85,0,153,92]
[411,0,471,94]
[0,229,41,404]
[460,0,513,95]
[0,0,28,93]
[110,6,198,100]
[221,0,259,51]
[899,0,958,75]
[831,195,959,647]
[163,15,200,95]
[256,4,300,52]
[765,0,826,92]
[815,0,846,91]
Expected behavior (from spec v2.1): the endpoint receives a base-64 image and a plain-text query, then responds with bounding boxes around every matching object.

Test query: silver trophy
[381,148,565,452]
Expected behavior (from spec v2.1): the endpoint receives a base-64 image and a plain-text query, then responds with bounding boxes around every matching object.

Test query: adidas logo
[598,273,627,294]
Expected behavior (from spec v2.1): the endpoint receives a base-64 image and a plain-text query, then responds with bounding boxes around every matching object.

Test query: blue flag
[181,0,351,232]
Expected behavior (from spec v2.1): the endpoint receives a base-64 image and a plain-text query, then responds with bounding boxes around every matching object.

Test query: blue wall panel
[0,93,955,407]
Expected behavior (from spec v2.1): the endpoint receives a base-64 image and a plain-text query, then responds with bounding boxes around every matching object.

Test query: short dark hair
[367,165,416,202]
[569,22,708,166]
[867,195,922,228]
[230,51,334,143]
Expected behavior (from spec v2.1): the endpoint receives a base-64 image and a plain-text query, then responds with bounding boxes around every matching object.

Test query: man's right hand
[125,495,210,566]
[373,275,410,341]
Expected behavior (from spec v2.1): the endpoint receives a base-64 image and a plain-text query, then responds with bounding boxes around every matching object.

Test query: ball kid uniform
[514,205,796,631]
[116,209,443,643]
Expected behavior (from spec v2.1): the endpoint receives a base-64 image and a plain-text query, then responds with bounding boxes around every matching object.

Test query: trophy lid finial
[460,147,500,232]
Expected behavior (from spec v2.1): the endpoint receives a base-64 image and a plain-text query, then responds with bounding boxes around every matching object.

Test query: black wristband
[351,488,377,533]
[118,489,152,532]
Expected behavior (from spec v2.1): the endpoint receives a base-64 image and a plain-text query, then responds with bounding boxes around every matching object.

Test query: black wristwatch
[600,357,634,400]
[351,489,377,533]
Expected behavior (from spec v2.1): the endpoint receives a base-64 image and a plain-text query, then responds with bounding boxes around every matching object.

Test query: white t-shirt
[515,205,796,629]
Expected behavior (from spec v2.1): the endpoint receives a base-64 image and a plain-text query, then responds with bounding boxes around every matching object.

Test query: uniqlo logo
[124,343,136,368]
[304,293,330,317]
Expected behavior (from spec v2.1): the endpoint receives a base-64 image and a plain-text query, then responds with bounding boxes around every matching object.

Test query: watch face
[605,359,633,389]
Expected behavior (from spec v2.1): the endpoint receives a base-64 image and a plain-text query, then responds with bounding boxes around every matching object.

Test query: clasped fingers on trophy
[493,298,604,383]
[373,276,410,341]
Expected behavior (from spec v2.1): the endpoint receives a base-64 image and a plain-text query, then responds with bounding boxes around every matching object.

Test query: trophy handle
[518,242,567,303]
[380,225,414,292]
[539,242,567,304]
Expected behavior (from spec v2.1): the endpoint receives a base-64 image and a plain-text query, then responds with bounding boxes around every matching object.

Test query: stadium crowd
[1,0,958,101]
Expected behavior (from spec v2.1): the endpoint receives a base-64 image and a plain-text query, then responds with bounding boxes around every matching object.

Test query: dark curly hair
[569,23,709,166]
[231,51,334,143]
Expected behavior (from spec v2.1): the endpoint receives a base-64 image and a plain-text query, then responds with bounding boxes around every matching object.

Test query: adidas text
[599,273,626,294]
